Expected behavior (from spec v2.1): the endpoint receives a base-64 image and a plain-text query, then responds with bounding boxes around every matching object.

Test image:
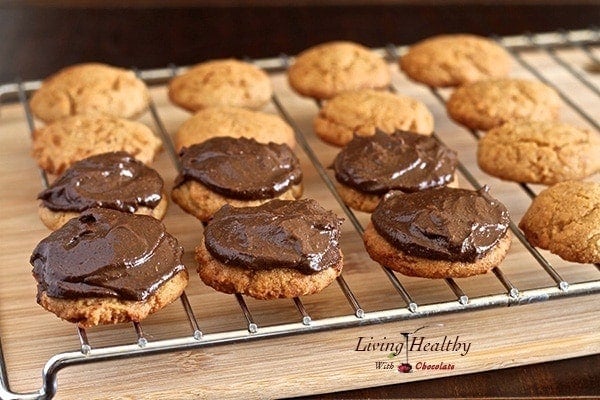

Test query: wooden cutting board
[1,39,599,399]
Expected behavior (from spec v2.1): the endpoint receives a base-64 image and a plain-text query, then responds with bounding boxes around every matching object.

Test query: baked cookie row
[25,34,598,332]
[31,197,345,328]
[29,60,274,123]
[32,39,591,188]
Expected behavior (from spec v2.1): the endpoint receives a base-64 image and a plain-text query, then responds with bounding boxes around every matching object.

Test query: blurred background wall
[1,1,598,83]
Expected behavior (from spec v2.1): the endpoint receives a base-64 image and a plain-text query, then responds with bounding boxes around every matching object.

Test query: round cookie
[519,181,600,264]
[287,41,391,100]
[446,78,561,131]
[172,181,300,223]
[196,238,342,300]
[39,196,168,231]
[363,223,512,278]
[30,63,150,123]
[174,107,296,151]
[313,90,434,147]
[31,115,162,175]
[335,183,384,214]
[363,187,512,278]
[333,130,459,213]
[400,34,511,87]
[37,151,168,230]
[336,178,459,214]
[30,208,188,327]
[168,59,273,112]
[477,121,600,185]
[195,199,344,299]
[172,136,303,222]
[37,270,188,328]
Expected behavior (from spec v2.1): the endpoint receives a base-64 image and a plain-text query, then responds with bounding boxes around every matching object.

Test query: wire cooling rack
[0,29,599,400]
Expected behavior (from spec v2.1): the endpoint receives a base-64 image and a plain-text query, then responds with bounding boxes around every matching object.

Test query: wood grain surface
[0,42,599,399]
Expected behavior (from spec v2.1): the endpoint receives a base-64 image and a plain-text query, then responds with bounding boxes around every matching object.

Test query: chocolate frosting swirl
[371,187,510,262]
[204,199,343,274]
[30,208,185,301]
[38,151,163,213]
[333,130,457,194]
[175,137,302,200]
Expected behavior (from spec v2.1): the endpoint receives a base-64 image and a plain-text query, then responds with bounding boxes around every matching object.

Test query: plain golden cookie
[171,180,302,223]
[174,107,296,151]
[446,79,561,131]
[30,63,150,123]
[38,195,169,231]
[519,181,600,264]
[31,115,162,175]
[313,90,434,146]
[363,223,512,278]
[400,34,511,87]
[478,121,600,185]
[38,270,188,328]
[287,41,391,100]
[168,59,273,112]
[195,238,342,300]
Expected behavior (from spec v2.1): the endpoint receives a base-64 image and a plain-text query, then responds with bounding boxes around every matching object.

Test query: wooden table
[304,354,600,398]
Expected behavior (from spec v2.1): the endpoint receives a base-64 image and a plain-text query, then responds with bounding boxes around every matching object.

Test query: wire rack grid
[0,29,599,400]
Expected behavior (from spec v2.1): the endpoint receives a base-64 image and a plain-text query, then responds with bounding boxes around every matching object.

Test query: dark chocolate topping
[204,199,343,274]
[30,208,185,301]
[175,137,303,200]
[333,130,458,194]
[38,151,163,213]
[371,187,510,262]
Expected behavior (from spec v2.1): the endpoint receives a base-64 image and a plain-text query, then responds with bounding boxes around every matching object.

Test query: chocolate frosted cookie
[30,208,188,327]
[400,34,511,87]
[363,187,512,278]
[172,136,303,222]
[477,121,600,185]
[519,181,600,264]
[446,79,561,131]
[37,152,167,230]
[313,90,434,147]
[30,63,150,123]
[174,107,296,151]
[168,59,272,112]
[31,115,162,175]
[287,41,391,100]
[333,130,458,212]
[195,199,344,299]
